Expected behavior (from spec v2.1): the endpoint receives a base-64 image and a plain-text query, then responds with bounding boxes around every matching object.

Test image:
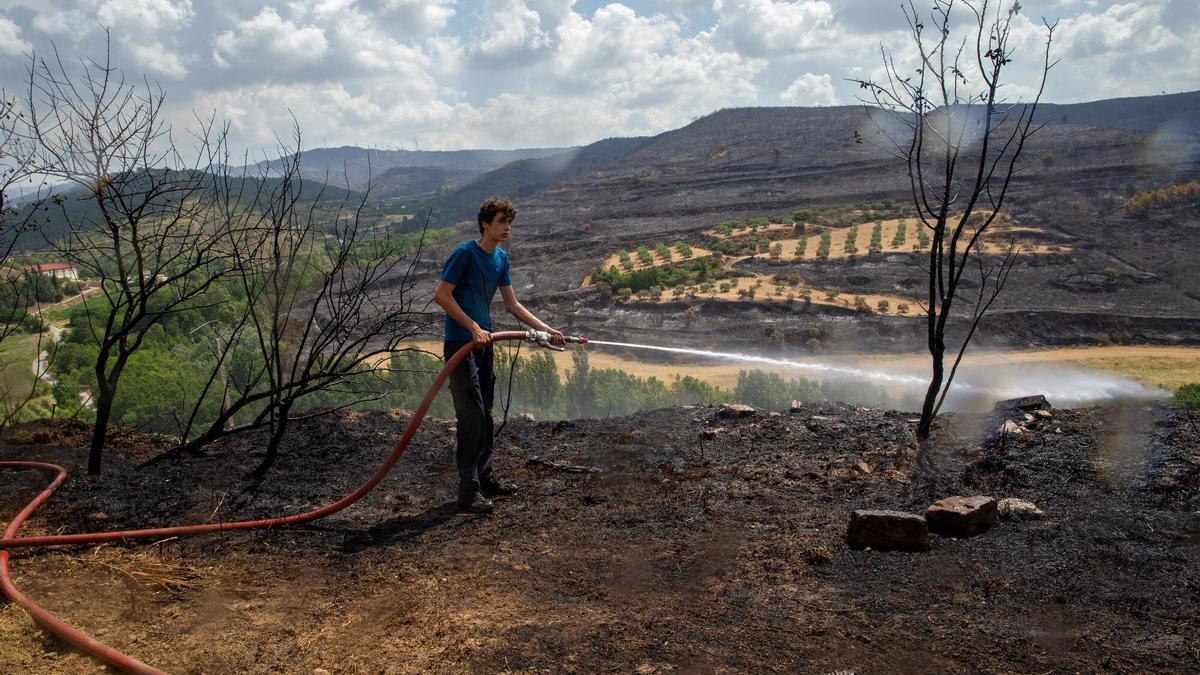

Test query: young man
[433,196,564,513]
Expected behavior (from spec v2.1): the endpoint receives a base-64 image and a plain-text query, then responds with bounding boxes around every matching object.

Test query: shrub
[897,302,910,314]
[1175,383,1200,409]
[1124,180,1200,217]
[619,251,633,270]
[656,243,672,261]
[636,246,653,265]
[854,295,870,312]
[876,299,890,313]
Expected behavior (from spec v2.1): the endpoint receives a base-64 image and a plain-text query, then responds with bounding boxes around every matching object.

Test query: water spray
[585,339,955,389]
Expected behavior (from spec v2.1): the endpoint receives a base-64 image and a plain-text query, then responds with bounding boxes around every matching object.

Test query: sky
[0,0,1197,155]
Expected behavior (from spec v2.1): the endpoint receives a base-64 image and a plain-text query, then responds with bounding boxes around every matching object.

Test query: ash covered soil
[2,401,1198,673]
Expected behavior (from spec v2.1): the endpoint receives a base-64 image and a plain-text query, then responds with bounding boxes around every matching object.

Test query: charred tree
[23,36,249,472]
[0,92,55,427]
[851,0,1056,441]
[169,131,432,479]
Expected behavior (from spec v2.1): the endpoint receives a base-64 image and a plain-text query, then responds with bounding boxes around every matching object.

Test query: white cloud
[712,0,837,57]
[212,7,330,69]
[780,72,837,105]
[0,16,31,56]
[1057,3,1182,58]
[552,4,678,86]
[129,41,188,78]
[31,7,92,35]
[94,0,193,33]
[473,0,557,64]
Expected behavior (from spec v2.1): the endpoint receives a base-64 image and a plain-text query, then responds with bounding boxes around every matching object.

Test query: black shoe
[480,475,518,499]
[457,489,494,514]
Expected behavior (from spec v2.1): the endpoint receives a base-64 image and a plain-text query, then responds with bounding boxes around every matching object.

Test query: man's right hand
[471,324,492,347]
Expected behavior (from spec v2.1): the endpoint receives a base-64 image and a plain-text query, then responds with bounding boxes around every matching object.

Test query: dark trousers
[444,340,495,491]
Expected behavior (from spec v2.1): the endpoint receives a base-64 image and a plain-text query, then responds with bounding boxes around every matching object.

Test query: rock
[993,394,1051,412]
[718,403,756,417]
[999,420,1022,434]
[846,509,930,552]
[1035,409,1053,420]
[926,496,998,537]
[997,497,1045,521]
[856,461,872,474]
[518,412,536,422]
[789,400,805,412]
[702,426,729,438]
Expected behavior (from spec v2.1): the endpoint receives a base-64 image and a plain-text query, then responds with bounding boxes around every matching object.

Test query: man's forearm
[507,302,552,331]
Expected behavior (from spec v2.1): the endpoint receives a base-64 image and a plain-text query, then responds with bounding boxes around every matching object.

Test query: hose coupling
[524,329,587,351]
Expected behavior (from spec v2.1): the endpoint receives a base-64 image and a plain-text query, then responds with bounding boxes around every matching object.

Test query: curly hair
[477,196,517,234]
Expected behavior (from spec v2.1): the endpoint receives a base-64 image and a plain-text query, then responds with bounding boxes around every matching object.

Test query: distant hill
[1030,90,1200,133]
[247,146,573,192]
[370,165,479,199]
[5,170,363,252]
[426,137,649,221]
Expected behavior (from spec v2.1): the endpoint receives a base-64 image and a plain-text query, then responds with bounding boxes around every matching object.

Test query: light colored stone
[1000,420,1022,434]
[846,509,929,552]
[1035,409,1053,419]
[718,403,756,417]
[926,496,999,538]
[998,497,1045,521]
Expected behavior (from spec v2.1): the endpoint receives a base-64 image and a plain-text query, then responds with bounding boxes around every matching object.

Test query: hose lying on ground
[0,332,529,674]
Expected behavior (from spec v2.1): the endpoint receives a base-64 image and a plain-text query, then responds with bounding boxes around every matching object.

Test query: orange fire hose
[0,331,529,674]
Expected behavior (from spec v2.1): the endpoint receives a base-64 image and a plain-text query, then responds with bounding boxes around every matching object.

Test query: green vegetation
[869,222,883,255]
[844,226,858,255]
[674,241,693,258]
[619,251,633,270]
[1174,383,1200,409]
[795,236,808,258]
[892,220,907,247]
[636,246,653,266]
[656,242,672,260]
[591,257,729,295]
[816,228,831,260]
[916,227,930,250]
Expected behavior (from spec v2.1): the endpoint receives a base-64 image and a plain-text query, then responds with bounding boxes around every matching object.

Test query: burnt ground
[1,401,1198,673]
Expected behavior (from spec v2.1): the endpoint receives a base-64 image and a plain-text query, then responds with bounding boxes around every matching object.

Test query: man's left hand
[547,328,566,345]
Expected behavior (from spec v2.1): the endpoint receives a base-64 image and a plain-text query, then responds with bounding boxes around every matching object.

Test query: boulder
[926,496,998,537]
[718,403,756,418]
[846,509,930,552]
[993,394,1051,412]
[997,497,1045,521]
[999,420,1023,434]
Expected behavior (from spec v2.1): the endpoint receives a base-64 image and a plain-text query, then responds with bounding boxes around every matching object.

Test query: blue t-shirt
[440,240,512,341]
